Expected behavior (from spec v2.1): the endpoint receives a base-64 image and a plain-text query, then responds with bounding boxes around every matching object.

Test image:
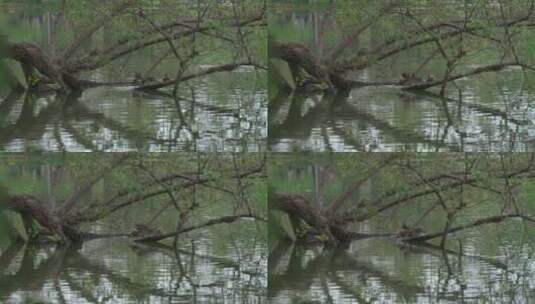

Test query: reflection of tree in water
[0,238,266,303]
[269,88,531,152]
[269,241,426,303]
[269,238,533,303]
[0,88,263,152]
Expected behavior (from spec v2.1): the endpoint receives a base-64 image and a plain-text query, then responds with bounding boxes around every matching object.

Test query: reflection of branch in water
[320,273,335,304]
[329,272,375,304]
[412,90,529,126]
[0,244,68,297]
[0,91,112,150]
[268,241,423,301]
[0,242,24,272]
[328,123,368,151]
[52,277,68,304]
[394,241,516,302]
[332,249,424,298]
[62,271,101,304]
[271,86,531,151]
[269,91,459,151]
[332,99,458,152]
[140,89,241,148]
[268,240,294,278]
[399,238,508,271]
[141,89,240,117]
[53,123,66,153]
[67,103,161,147]
[0,89,24,124]
[135,240,266,301]
[0,244,172,302]
[0,90,173,151]
[63,248,170,298]
[269,91,323,140]
[62,121,98,150]
[0,83,259,152]
[0,92,65,145]
[268,89,288,118]
[136,241,242,271]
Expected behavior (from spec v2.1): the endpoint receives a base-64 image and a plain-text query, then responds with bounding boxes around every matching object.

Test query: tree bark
[271,192,383,244]
[3,194,67,242]
[1,41,81,91]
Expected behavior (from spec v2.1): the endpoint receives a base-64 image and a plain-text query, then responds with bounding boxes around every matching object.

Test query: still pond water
[269,230,535,303]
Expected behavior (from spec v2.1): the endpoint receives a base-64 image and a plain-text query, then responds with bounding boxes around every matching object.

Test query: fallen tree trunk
[2,193,133,243]
[0,41,81,91]
[3,194,67,241]
[270,41,353,90]
[270,193,384,244]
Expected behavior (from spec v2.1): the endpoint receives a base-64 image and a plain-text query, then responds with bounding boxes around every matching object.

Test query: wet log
[1,194,127,243]
[271,193,377,244]
[270,42,336,89]
[270,41,373,91]
[3,194,67,241]
[0,41,81,91]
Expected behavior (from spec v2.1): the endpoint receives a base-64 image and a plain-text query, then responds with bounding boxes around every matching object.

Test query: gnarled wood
[0,41,81,91]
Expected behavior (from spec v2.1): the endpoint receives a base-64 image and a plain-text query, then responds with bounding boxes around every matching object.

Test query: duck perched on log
[133,73,159,85]
[130,224,162,238]
[133,72,143,85]
[144,76,157,84]
[399,73,434,85]
[399,72,422,85]
[398,223,424,238]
